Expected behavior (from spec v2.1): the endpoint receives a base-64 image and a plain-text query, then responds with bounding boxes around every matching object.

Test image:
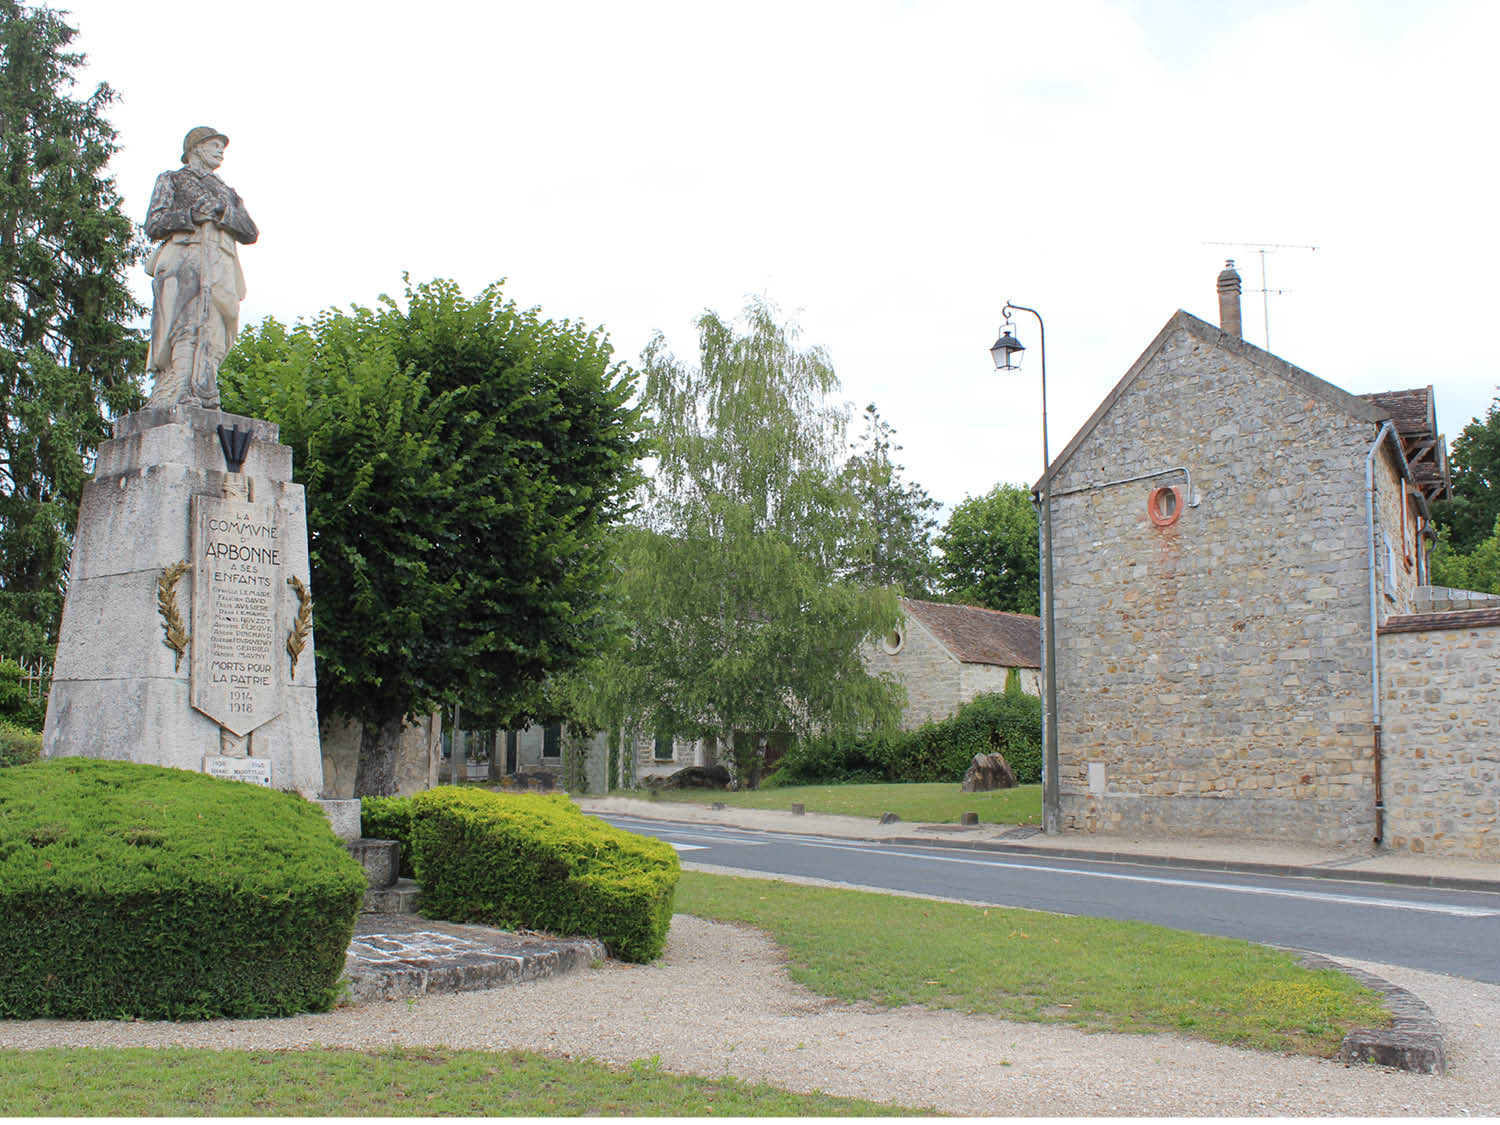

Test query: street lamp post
[990,303,1061,835]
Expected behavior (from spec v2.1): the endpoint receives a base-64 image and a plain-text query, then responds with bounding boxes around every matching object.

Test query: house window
[653,734,674,761]
[881,626,905,655]
[542,723,561,759]
[1147,486,1183,527]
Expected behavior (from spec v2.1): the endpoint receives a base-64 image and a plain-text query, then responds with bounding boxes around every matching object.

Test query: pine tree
[0,1,146,661]
[839,402,939,594]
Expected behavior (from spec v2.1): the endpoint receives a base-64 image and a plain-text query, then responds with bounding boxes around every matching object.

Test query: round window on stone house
[882,626,905,655]
[1147,485,1184,528]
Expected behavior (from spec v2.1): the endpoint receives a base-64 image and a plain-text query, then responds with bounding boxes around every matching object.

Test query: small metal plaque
[202,755,272,787]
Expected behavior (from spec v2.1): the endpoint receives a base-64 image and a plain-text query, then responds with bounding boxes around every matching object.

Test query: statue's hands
[191,193,228,223]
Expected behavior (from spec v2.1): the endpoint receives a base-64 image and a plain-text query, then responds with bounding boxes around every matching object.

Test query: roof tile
[902,598,1040,668]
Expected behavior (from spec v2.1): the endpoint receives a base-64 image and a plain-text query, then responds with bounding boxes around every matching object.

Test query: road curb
[884,834,1500,893]
[1294,951,1447,1074]
[582,803,1500,893]
[585,804,1500,894]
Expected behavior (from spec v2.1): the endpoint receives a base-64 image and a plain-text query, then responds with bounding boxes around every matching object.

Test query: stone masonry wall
[1051,320,1404,847]
[863,614,964,729]
[862,615,1040,734]
[1379,616,1500,859]
[960,661,1039,702]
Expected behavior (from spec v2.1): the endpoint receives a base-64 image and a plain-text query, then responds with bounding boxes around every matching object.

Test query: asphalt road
[602,814,1500,983]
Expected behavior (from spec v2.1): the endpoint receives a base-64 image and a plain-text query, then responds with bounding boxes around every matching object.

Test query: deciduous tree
[935,483,1039,614]
[1433,394,1500,556]
[590,299,902,785]
[221,279,643,794]
[0,1,146,660]
[1431,515,1500,595]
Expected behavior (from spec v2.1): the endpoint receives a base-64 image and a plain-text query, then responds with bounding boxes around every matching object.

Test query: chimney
[1216,259,1242,338]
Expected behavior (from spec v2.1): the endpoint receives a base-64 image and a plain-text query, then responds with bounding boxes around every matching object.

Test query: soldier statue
[144,126,258,410]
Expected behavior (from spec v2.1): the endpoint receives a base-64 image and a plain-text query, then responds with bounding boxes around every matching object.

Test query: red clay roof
[1358,386,1452,503]
[901,598,1040,668]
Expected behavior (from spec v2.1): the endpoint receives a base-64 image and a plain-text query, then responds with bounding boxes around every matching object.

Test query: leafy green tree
[0,1,145,660]
[935,483,1039,614]
[590,298,902,786]
[220,279,643,794]
[1431,515,1500,595]
[1433,395,1500,555]
[838,402,939,595]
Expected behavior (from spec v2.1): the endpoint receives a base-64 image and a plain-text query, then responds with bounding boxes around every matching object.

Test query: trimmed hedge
[0,759,365,1019]
[763,689,1044,787]
[405,787,679,962]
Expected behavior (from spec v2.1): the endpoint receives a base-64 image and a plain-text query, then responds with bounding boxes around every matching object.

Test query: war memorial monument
[43,127,341,823]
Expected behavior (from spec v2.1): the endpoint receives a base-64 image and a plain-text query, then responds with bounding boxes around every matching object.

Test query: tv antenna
[1203,241,1317,351]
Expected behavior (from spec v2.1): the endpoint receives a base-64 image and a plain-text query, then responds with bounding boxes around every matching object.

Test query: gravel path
[2,913,1497,1116]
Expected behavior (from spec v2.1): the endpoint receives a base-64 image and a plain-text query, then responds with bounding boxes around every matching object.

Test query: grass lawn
[676,871,1390,1057]
[615,781,1042,824]
[0,1047,927,1116]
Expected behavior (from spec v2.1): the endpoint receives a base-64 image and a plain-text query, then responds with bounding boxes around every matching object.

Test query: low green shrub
[0,759,365,1019]
[891,690,1042,784]
[0,660,45,733]
[762,732,892,788]
[410,787,679,962]
[361,794,415,878]
[0,721,40,768]
[762,688,1043,787]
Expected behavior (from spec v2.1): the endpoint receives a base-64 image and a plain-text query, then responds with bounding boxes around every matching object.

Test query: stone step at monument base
[344,913,604,1002]
[316,798,362,843]
[347,838,401,891]
[362,878,421,914]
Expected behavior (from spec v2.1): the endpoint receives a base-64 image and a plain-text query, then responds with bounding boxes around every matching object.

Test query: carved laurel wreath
[286,575,313,678]
[157,561,191,671]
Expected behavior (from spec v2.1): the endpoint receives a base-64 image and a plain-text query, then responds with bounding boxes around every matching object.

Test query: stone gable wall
[1379,623,1500,859]
[863,613,965,729]
[1051,324,1408,846]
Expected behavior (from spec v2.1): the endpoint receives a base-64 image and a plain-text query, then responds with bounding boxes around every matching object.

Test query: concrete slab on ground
[345,913,604,1004]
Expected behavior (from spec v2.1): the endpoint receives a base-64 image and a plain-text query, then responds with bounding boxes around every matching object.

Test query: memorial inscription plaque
[202,754,273,786]
[190,494,284,736]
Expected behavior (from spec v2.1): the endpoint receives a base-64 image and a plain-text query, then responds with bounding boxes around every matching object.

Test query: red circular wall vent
[1147,485,1184,528]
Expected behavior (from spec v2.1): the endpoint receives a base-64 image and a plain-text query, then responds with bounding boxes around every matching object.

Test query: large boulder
[961,751,1017,792]
[659,764,732,790]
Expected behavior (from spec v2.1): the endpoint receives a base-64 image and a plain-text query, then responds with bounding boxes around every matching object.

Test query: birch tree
[599,299,902,784]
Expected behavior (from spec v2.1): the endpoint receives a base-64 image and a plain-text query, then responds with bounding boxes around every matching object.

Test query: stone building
[1042,264,1500,856]
[638,599,1041,777]
[863,598,1040,729]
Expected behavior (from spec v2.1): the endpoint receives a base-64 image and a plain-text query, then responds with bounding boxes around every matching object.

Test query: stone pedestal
[43,404,324,798]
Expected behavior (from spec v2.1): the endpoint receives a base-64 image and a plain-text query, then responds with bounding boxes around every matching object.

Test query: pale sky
[61,0,1500,513]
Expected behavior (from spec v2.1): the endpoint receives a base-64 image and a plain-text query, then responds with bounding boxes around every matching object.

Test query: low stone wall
[1412,585,1500,614]
[1379,608,1500,860]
